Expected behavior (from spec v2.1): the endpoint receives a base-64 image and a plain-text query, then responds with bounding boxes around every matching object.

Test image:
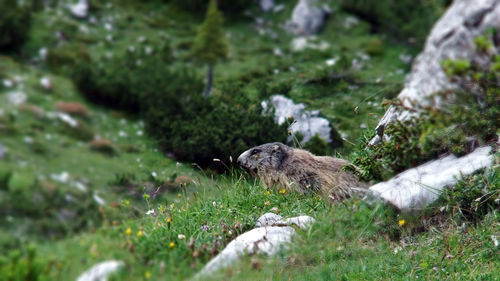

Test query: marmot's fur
[237,142,365,202]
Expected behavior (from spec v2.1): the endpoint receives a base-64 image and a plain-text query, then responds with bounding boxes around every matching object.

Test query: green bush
[145,94,288,169]
[0,245,45,281]
[350,51,500,181]
[74,48,188,112]
[0,168,11,190]
[8,171,36,195]
[438,168,500,223]
[0,0,32,53]
[341,0,449,44]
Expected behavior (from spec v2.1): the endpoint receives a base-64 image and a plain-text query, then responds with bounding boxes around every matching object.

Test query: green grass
[1,0,499,280]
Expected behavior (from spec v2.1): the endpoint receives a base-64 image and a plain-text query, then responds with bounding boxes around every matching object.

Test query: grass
[0,0,499,280]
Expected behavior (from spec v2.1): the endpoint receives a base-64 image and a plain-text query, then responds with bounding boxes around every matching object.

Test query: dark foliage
[0,0,32,53]
[341,0,450,45]
[145,93,288,169]
[170,0,254,14]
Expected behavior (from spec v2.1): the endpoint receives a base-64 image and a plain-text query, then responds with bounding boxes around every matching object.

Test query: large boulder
[286,0,328,36]
[370,0,500,145]
[367,146,494,212]
[261,95,339,146]
[195,213,315,278]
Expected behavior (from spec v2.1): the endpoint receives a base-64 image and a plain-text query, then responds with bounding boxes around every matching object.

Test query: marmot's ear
[270,144,284,168]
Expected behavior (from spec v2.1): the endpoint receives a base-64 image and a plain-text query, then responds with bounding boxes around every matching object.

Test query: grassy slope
[0,0,499,280]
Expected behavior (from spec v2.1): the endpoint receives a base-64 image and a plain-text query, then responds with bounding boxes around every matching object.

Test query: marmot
[237,142,365,202]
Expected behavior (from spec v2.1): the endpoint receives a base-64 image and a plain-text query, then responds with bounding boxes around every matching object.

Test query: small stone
[68,0,89,19]
[76,260,124,281]
[2,79,13,88]
[7,91,27,105]
[40,77,52,90]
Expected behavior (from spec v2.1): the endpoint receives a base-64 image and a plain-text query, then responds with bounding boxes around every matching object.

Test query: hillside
[0,0,499,280]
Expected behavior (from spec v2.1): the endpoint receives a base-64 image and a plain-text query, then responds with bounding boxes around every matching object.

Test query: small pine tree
[192,0,229,97]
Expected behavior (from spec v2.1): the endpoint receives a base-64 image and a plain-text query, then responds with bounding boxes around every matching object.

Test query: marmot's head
[237,142,289,176]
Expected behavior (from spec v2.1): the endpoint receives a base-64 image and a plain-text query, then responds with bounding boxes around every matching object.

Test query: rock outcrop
[261,95,337,146]
[195,213,315,278]
[370,0,500,145]
[367,146,494,212]
[286,0,328,36]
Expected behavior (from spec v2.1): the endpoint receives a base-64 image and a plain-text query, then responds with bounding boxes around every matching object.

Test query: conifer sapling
[192,0,229,97]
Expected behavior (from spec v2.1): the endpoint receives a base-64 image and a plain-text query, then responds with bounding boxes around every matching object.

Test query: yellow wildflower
[265,190,270,195]
[137,230,143,237]
[177,193,182,198]
[145,271,151,279]
[167,217,172,223]
[398,219,406,226]
[279,189,286,194]
[169,242,175,248]
[125,227,132,235]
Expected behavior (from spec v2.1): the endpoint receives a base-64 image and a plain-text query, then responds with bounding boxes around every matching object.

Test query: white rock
[260,0,274,12]
[6,91,27,105]
[93,193,106,206]
[273,48,283,56]
[68,0,89,19]
[343,16,359,29]
[55,112,78,127]
[23,136,33,144]
[255,213,316,229]
[325,57,338,66]
[2,79,13,88]
[291,37,329,52]
[104,22,113,31]
[74,181,88,192]
[368,146,494,212]
[40,77,52,90]
[51,171,70,183]
[196,213,315,278]
[286,0,327,36]
[39,48,48,60]
[262,95,333,145]
[76,260,124,281]
[371,0,500,144]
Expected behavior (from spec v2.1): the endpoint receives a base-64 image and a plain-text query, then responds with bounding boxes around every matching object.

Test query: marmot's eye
[251,149,260,155]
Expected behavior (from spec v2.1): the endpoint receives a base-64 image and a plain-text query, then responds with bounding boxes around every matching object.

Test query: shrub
[145,95,288,169]
[0,0,32,53]
[438,168,500,223]
[71,48,190,113]
[340,0,449,44]
[349,49,499,181]
[0,245,45,281]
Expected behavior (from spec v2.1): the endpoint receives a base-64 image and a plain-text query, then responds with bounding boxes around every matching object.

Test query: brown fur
[237,142,365,202]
